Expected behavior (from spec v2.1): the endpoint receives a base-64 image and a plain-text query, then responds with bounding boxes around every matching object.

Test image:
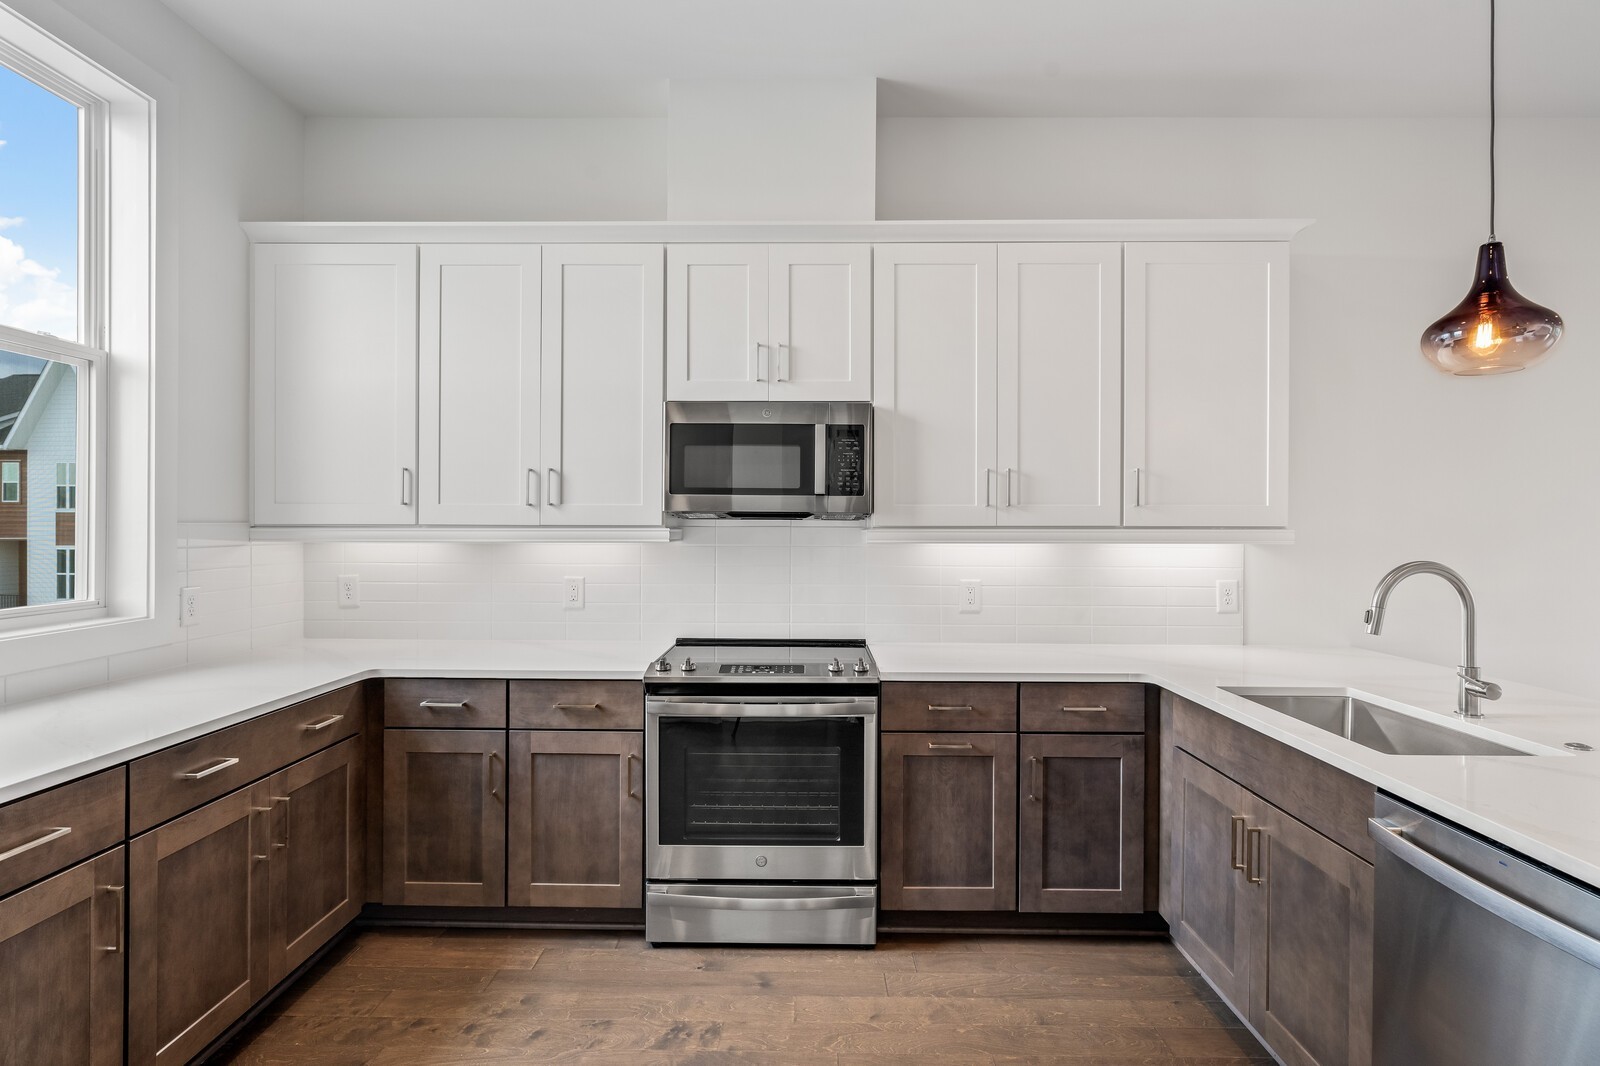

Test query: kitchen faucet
[1364,561,1502,719]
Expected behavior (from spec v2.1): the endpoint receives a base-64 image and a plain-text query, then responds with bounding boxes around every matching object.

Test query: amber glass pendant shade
[1420,242,1563,376]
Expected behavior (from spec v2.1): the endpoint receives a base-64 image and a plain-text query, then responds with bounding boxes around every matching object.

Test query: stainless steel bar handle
[0,826,71,863]
[652,891,873,912]
[179,757,239,781]
[526,469,539,507]
[1006,467,1017,508]
[985,468,996,507]
[1028,756,1041,801]
[1230,815,1248,871]
[928,741,975,751]
[776,343,790,382]
[554,702,602,711]
[419,699,469,710]
[626,753,638,799]
[1132,467,1144,507]
[1369,818,1600,971]
[100,884,124,953]
[401,467,413,506]
[814,423,827,495]
[754,343,770,382]
[304,714,345,732]
[547,467,562,506]
[489,751,502,800]
[272,796,291,848]
[927,704,974,712]
[1061,706,1110,713]
[251,805,272,861]
[1245,826,1265,884]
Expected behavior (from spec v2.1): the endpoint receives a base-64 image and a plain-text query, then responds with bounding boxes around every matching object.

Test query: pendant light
[1420,0,1563,375]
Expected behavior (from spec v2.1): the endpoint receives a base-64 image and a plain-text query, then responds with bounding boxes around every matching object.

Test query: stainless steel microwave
[664,402,872,519]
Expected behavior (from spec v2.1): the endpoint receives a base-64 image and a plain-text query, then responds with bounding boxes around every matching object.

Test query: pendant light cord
[1489,0,1497,240]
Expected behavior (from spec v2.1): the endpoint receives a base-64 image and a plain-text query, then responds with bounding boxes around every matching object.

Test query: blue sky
[0,61,79,348]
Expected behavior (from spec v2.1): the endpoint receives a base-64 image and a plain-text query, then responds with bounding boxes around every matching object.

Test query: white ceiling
[155,0,1600,119]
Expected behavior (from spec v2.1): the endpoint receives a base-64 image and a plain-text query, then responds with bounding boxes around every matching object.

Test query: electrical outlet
[959,578,982,614]
[564,576,585,610]
[1216,578,1240,614]
[179,586,200,627]
[338,574,360,609]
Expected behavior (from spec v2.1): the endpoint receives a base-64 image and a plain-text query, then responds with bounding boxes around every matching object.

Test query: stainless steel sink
[1221,688,1539,757]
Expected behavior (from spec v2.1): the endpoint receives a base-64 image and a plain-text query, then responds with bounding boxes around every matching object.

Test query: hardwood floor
[211,928,1270,1065]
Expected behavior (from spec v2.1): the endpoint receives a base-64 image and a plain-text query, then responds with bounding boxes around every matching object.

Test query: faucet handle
[1460,670,1502,701]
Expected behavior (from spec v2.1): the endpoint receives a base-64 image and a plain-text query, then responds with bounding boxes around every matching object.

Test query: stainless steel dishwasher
[1369,795,1600,1066]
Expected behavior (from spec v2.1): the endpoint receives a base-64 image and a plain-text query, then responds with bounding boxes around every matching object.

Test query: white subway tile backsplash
[292,531,1245,648]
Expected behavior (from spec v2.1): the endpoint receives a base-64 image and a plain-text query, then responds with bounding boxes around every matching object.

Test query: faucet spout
[1363,560,1498,718]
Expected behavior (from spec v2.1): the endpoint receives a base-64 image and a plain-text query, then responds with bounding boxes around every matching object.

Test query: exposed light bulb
[1471,318,1501,354]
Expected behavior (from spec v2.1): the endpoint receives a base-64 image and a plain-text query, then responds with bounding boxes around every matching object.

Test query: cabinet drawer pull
[626,753,639,799]
[100,884,124,953]
[1028,755,1042,801]
[489,751,502,800]
[0,826,71,863]
[273,796,291,848]
[1245,826,1265,885]
[179,757,239,780]
[927,742,975,751]
[418,699,469,710]
[926,704,974,713]
[1230,815,1247,871]
[304,714,345,732]
[526,468,539,507]
[554,702,602,711]
[1060,705,1109,713]
[252,805,273,861]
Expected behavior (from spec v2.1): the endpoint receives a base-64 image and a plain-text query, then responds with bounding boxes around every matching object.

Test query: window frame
[54,545,73,600]
[56,460,75,510]
[0,460,17,504]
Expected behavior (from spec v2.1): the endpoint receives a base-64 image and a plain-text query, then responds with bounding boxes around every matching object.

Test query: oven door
[646,696,877,882]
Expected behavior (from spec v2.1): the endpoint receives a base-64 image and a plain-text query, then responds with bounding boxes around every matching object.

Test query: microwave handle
[815,424,827,494]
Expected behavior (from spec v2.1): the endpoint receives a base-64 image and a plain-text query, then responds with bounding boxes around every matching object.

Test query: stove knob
[853,657,869,675]
[654,657,672,673]
[828,657,843,675]
[681,656,697,673]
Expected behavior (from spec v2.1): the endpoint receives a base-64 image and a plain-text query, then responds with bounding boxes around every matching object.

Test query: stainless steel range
[643,639,879,947]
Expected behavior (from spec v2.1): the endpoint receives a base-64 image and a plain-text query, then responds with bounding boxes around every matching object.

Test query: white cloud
[0,235,76,339]
[0,217,23,230]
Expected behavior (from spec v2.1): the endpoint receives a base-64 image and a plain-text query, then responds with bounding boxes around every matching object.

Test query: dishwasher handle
[1369,817,1600,971]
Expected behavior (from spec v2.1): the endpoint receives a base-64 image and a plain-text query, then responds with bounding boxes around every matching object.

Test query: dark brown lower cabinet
[130,784,269,1066]
[1171,749,1373,1066]
[880,731,1017,910]
[265,737,364,985]
[0,847,125,1066]
[382,728,506,906]
[1019,733,1145,913]
[507,730,642,908]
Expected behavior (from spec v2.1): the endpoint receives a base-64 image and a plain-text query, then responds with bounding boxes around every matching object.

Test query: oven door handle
[647,698,877,719]
[648,890,876,912]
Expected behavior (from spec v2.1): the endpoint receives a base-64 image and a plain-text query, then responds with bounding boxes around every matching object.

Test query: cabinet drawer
[510,680,643,730]
[1021,683,1146,733]
[129,684,364,834]
[383,678,507,729]
[882,682,1017,732]
[0,768,125,898]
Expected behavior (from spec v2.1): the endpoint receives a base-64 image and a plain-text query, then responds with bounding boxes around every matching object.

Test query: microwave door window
[670,424,815,495]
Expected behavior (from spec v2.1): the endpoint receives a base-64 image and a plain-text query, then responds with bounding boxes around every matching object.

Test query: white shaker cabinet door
[540,245,666,526]
[419,245,542,526]
[252,244,419,526]
[872,244,999,527]
[768,243,871,402]
[1123,242,1290,528]
[997,243,1122,527]
[666,244,769,401]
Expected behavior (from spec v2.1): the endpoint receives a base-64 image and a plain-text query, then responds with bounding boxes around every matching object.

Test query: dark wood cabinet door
[1019,733,1145,913]
[507,730,642,908]
[0,847,125,1066]
[1170,750,1253,1007]
[1250,801,1374,1066]
[266,738,364,985]
[382,729,506,906]
[880,732,1017,911]
[130,784,269,1066]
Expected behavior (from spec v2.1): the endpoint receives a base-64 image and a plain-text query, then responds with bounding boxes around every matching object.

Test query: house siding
[24,373,77,605]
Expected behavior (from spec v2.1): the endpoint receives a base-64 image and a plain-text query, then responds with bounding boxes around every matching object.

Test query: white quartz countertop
[3,638,1598,891]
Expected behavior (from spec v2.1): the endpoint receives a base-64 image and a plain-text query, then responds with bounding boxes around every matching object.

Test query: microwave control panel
[826,425,866,496]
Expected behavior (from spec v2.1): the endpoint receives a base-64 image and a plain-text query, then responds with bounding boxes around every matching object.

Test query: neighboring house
[0,364,78,608]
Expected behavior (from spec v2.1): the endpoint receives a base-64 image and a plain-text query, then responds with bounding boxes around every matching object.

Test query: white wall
[879,117,1600,693]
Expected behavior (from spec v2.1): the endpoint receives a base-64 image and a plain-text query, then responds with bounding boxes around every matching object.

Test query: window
[54,545,72,600]
[55,460,73,509]
[0,460,15,502]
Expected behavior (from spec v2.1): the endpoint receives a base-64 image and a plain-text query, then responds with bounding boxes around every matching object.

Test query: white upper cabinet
[872,244,998,526]
[252,244,419,526]
[419,245,542,526]
[1123,242,1290,528]
[540,244,666,526]
[667,243,870,401]
[997,243,1122,527]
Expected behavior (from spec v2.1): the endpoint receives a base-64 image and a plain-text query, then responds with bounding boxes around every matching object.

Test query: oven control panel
[718,664,807,676]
